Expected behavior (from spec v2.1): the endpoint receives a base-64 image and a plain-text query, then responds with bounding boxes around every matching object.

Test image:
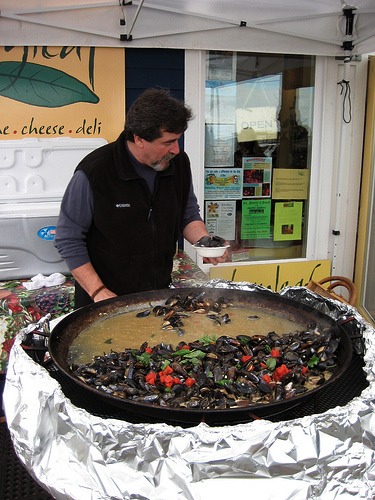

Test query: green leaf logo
[0,61,99,108]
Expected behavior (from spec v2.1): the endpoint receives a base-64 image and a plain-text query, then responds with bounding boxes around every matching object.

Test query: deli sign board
[209,260,331,292]
[0,46,125,143]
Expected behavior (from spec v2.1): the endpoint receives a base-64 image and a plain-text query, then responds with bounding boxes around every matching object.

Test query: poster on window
[205,200,236,241]
[274,201,303,241]
[241,199,271,239]
[242,156,272,198]
[272,169,309,199]
[205,124,235,167]
[204,168,242,200]
[207,51,236,81]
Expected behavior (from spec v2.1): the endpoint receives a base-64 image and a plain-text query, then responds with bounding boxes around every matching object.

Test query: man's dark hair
[124,88,193,142]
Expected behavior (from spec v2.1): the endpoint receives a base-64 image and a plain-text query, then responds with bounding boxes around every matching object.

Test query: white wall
[310,56,367,279]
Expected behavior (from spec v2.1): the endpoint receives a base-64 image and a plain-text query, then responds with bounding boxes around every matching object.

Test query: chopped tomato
[241,355,252,363]
[270,348,281,357]
[145,372,157,385]
[273,363,291,382]
[262,373,272,383]
[184,377,196,387]
[159,365,173,377]
[163,375,175,388]
[145,347,153,354]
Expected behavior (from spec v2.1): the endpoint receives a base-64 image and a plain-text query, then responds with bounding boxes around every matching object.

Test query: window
[204,51,315,262]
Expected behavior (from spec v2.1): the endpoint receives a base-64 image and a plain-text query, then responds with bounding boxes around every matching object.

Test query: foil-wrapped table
[2,282,375,500]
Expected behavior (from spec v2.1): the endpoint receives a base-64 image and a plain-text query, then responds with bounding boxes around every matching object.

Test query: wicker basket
[307,276,356,306]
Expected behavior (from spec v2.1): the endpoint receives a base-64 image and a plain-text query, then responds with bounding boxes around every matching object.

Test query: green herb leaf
[181,349,206,360]
[136,352,151,366]
[173,349,206,359]
[161,359,170,370]
[266,357,277,371]
[307,354,320,368]
[215,379,233,386]
[173,349,192,357]
[237,335,251,345]
[198,334,217,346]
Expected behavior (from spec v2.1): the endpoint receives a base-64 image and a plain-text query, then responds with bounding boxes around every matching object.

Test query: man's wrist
[90,284,106,300]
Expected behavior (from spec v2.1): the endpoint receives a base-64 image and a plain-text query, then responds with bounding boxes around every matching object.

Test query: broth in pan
[68,304,305,364]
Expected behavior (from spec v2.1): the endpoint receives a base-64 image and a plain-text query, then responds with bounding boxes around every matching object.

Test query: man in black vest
[55,88,227,308]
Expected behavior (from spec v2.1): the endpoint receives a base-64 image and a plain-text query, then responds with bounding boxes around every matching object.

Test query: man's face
[136,130,181,171]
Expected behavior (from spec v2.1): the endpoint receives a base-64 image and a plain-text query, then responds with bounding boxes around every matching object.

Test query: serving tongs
[20,314,52,365]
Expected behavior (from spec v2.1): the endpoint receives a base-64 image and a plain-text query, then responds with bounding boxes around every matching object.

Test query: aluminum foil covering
[3,281,375,499]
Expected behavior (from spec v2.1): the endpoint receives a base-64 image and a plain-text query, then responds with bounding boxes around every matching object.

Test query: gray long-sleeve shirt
[55,156,202,271]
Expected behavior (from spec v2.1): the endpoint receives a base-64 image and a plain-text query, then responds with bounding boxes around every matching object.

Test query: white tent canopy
[1,0,375,56]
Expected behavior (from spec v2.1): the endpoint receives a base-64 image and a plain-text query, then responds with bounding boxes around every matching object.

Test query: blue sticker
[37,226,56,241]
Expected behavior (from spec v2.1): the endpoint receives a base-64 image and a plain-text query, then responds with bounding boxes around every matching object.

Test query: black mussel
[195,236,212,247]
[235,378,257,395]
[195,235,225,247]
[289,341,301,351]
[206,313,222,326]
[153,305,167,316]
[171,383,185,396]
[284,351,302,364]
[163,308,177,320]
[213,365,224,382]
[221,313,231,324]
[274,383,285,401]
[309,374,326,386]
[195,371,209,387]
[211,235,226,246]
[226,366,237,380]
[316,359,337,370]
[140,394,160,404]
[326,338,340,354]
[245,371,260,384]
[175,327,185,336]
[266,331,280,341]
[258,379,273,394]
[186,397,204,409]
[136,309,151,318]
[171,362,188,377]
[165,294,181,306]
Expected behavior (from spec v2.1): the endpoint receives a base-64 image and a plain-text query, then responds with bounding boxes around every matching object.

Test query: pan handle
[337,316,365,356]
[21,314,52,365]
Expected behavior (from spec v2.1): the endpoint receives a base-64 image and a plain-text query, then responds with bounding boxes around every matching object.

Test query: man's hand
[203,246,229,265]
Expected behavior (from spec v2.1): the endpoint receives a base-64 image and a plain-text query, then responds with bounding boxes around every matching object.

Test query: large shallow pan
[49,287,353,426]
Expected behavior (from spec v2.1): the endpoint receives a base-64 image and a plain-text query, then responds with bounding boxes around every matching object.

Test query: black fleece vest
[76,132,191,300]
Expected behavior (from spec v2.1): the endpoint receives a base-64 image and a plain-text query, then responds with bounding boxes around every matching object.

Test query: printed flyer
[272,169,309,199]
[241,199,271,239]
[205,123,235,167]
[204,168,242,200]
[242,156,272,198]
[274,201,303,241]
[205,200,236,241]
